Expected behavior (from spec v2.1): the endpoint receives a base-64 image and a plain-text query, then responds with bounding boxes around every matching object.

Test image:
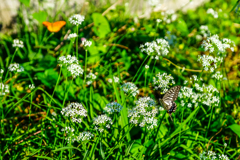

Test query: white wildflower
[61,102,87,124]
[69,14,85,25]
[12,39,24,48]
[140,38,170,59]
[104,102,123,114]
[121,82,139,97]
[67,33,78,40]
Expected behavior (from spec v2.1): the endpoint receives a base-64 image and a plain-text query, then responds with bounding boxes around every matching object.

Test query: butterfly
[42,21,66,32]
[159,85,181,121]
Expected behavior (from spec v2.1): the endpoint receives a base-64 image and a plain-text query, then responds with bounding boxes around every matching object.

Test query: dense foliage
[1,0,240,159]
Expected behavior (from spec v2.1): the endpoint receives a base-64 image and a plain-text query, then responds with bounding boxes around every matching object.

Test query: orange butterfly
[42,21,66,32]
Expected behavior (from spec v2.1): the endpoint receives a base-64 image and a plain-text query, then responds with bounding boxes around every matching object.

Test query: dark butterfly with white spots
[159,85,181,121]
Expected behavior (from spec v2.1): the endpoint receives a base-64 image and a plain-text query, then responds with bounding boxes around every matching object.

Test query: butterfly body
[42,21,66,32]
[159,85,181,121]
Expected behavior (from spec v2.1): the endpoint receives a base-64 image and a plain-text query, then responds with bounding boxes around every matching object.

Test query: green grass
[0,0,240,159]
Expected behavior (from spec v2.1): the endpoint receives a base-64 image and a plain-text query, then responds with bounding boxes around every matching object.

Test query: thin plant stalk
[4,49,18,83]
[76,25,79,58]
[84,50,88,83]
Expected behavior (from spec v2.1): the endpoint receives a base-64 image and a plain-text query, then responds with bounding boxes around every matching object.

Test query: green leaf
[93,93,108,111]
[100,142,106,159]
[35,69,58,89]
[39,55,57,69]
[228,124,240,137]
[19,0,30,6]
[32,11,47,24]
[88,40,100,63]
[92,13,111,38]
[226,115,235,125]
[176,19,189,36]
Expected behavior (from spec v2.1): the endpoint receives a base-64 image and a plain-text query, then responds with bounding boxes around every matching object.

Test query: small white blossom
[121,82,139,97]
[93,115,113,133]
[198,55,223,72]
[140,38,170,59]
[67,33,78,40]
[0,83,9,96]
[179,83,220,108]
[67,64,84,78]
[82,39,92,47]
[76,131,94,142]
[58,55,78,67]
[29,84,35,90]
[86,73,97,85]
[199,25,211,38]
[104,102,123,114]
[153,72,175,93]
[108,76,120,83]
[212,71,223,80]
[128,97,158,130]
[207,8,218,18]
[12,39,24,48]
[8,63,24,72]
[200,151,230,160]
[202,35,235,56]
[61,102,87,123]
[156,19,162,23]
[69,14,85,25]
[145,65,149,69]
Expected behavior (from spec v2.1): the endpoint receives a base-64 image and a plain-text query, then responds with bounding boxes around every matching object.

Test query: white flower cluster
[104,102,123,114]
[67,64,84,78]
[128,97,158,130]
[29,84,35,90]
[121,82,139,97]
[76,131,94,142]
[200,151,229,160]
[179,83,219,108]
[12,39,24,48]
[61,102,87,124]
[69,14,85,25]
[140,38,170,59]
[58,55,78,67]
[82,39,92,47]
[86,73,96,85]
[61,126,75,143]
[161,10,178,24]
[108,76,120,83]
[58,55,83,78]
[202,35,235,56]
[212,71,223,80]
[207,8,218,18]
[196,25,211,41]
[61,127,94,143]
[0,83,9,96]
[8,63,24,72]
[153,72,175,93]
[67,33,78,40]
[156,19,162,23]
[93,114,113,133]
[198,55,223,72]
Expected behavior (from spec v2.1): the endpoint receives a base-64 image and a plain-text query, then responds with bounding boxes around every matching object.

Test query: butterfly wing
[42,21,52,27]
[162,85,181,102]
[161,86,181,121]
[42,21,66,32]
